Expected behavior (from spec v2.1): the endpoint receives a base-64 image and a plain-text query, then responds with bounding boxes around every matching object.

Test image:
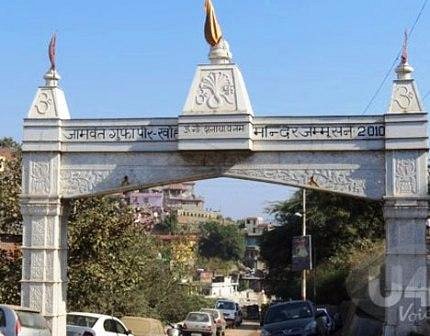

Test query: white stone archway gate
[21,33,428,335]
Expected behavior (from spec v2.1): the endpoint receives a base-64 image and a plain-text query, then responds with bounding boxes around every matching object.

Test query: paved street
[225,321,260,336]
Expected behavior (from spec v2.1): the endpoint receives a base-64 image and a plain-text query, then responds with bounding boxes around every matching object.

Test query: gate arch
[20,15,428,336]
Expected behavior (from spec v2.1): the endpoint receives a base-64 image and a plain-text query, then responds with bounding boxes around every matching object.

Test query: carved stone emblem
[30,162,50,194]
[195,71,236,111]
[395,158,417,195]
[34,91,54,115]
[394,86,414,111]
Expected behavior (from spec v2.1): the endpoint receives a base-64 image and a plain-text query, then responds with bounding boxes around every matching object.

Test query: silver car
[0,305,51,336]
[182,312,216,336]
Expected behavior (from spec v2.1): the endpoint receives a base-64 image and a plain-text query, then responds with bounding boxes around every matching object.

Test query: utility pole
[301,188,307,301]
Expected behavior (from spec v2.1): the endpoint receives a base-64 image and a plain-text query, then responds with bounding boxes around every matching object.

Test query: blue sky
[1,1,429,219]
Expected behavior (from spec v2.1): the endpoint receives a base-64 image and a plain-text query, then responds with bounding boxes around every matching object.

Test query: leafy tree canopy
[198,221,245,261]
[68,196,210,322]
[0,137,22,234]
[260,189,384,300]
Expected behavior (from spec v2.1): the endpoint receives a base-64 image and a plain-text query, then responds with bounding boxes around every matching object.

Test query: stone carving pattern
[30,162,50,195]
[45,253,54,281]
[31,217,46,247]
[226,168,366,195]
[195,71,236,110]
[61,170,111,195]
[394,85,414,111]
[29,285,43,311]
[31,252,44,280]
[46,217,56,247]
[395,158,417,195]
[44,285,53,314]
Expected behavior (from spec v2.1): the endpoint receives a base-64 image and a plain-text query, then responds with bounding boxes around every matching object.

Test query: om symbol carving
[34,92,53,115]
[394,86,414,111]
[196,71,236,110]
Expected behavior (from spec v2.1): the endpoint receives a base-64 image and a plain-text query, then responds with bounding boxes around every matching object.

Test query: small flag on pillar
[48,33,57,71]
[204,0,223,46]
[401,29,408,65]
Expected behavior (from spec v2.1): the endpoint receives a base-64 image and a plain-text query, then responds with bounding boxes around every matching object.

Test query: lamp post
[301,189,306,301]
[294,188,307,301]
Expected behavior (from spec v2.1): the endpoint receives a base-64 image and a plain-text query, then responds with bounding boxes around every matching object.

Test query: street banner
[292,235,312,271]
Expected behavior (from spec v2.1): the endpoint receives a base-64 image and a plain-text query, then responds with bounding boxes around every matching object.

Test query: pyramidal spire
[388,30,423,113]
[27,34,70,119]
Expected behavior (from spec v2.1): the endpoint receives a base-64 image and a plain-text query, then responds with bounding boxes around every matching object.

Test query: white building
[208,275,239,299]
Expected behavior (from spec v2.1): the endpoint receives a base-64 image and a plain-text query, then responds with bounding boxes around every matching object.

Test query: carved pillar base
[383,198,428,336]
[20,197,68,336]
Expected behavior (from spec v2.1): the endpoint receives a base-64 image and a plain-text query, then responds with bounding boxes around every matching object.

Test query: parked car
[316,308,335,334]
[0,305,51,336]
[66,312,133,336]
[120,316,164,336]
[214,300,242,327]
[260,300,327,336]
[182,312,216,336]
[200,309,226,336]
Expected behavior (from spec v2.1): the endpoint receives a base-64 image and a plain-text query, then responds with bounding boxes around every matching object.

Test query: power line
[361,0,428,115]
[423,90,430,101]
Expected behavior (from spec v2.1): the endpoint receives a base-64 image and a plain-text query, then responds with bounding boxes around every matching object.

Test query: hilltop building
[124,182,224,234]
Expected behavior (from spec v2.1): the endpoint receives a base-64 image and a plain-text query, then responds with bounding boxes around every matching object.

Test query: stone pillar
[21,68,70,336]
[383,51,429,335]
[384,198,428,335]
[20,197,68,336]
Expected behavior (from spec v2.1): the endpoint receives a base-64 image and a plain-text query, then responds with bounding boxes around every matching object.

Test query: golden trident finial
[204,0,223,46]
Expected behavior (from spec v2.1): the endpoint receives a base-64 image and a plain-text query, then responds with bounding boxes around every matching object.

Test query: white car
[200,309,226,336]
[66,312,133,336]
[182,312,217,336]
[0,305,51,336]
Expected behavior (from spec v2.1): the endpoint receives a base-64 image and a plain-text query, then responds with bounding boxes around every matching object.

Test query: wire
[361,0,428,115]
[423,90,430,101]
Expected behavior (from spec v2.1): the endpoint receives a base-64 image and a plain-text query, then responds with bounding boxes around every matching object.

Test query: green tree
[0,138,22,234]
[154,213,178,234]
[67,196,159,315]
[67,196,211,322]
[199,221,245,261]
[260,189,384,301]
[0,250,21,304]
[0,138,22,304]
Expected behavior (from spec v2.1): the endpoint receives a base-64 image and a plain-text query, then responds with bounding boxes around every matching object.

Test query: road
[225,321,260,336]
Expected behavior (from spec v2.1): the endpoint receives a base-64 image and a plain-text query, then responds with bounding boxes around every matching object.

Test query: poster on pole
[292,235,312,271]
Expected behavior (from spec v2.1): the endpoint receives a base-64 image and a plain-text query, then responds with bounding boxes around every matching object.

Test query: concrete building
[198,274,239,299]
[244,217,268,271]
